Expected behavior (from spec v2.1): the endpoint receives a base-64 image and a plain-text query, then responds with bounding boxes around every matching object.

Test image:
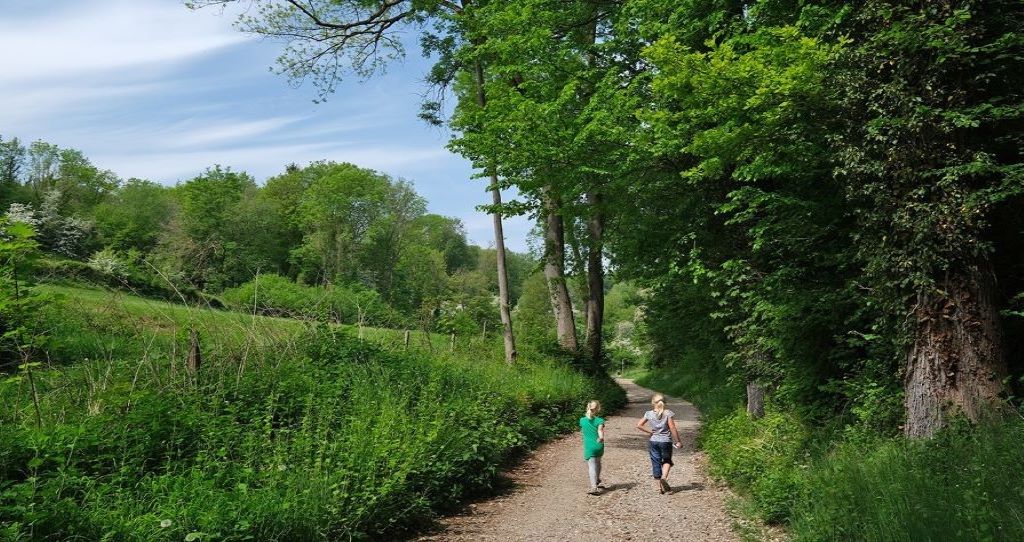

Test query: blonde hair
[651,394,666,419]
[585,400,602,419]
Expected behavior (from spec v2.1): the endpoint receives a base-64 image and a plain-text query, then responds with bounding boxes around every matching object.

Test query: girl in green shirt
[580,400,606,495]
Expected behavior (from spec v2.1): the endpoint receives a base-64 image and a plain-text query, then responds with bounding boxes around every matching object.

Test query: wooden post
[25,361,42,428]
[450,332,456,352]
[187,327,201,376]
[403,330,410,351]
[482,321,487,339]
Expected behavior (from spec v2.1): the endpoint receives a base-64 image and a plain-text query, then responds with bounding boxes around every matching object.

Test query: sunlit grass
[1,284,621,540]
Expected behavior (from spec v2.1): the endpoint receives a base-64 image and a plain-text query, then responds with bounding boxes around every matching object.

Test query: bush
[221,275,400,326]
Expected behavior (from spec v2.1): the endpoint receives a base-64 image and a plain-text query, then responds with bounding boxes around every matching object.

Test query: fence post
[403,330,410,351]
[187,327,201,374]
[450,332,456,352]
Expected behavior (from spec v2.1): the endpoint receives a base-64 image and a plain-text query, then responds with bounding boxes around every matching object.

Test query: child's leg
[587,457,600,489]
[595,456,603,485]
[649,442,664,492]
[661,445,674,490]
[649,442,662,479]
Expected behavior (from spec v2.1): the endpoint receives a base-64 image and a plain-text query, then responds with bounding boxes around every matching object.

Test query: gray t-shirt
[644,409,675,443]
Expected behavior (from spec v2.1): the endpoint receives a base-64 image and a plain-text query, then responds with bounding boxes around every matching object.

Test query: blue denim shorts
[649,441,674,479]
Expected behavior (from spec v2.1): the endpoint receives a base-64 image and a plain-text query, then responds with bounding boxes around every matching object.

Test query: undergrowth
[638,363,1024,540]
[0,288,624,541]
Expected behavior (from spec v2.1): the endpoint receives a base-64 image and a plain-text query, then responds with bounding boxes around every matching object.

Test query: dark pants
[649,441,674,479]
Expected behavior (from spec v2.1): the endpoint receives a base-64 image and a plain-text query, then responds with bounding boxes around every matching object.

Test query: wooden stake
[187,327,201,376]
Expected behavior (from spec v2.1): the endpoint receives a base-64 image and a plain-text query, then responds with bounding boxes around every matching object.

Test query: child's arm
[636,417,652,436]
[668,417,683,448]
[598,423,605,443]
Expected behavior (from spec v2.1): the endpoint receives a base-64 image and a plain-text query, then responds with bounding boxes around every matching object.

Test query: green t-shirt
[580,416,605,459]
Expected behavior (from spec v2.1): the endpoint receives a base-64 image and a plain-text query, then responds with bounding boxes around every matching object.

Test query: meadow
[0,285,623,541]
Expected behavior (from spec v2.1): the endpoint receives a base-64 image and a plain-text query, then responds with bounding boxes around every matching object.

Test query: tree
[187,0,521,363]
[292,162,390,285]
[833,1,1024,436]
[93,178,177,253]
[0,136,26,207]
[26,141,60,199]
[169,166,257,289]
[412,214,474,273]
[362,180,427,299]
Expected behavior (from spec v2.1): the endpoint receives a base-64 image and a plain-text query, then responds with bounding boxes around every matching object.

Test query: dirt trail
[417,379,739,542]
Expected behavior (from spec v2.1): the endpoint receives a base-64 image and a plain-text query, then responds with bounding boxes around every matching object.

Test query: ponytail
[651,394,666,420]
[585,400,602,419]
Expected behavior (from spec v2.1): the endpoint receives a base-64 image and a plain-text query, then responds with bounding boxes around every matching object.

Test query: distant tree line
[0,135,538,336]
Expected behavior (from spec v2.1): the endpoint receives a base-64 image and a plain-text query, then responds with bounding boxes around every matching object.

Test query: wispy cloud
[0,0,248,85]
[166,116,310,148]
[91,142,453,184]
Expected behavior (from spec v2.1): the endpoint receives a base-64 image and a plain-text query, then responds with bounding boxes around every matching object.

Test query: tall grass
[791,420,1024,542]
[0,286,623,541]
[638,360,1024,540]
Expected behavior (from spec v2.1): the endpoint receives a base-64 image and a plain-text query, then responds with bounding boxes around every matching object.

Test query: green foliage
[221,274,400,327]
[0,218,48,368]
[702,409,810,523]
[0,287,621,541]
[513,271,557,351]
[92,178,176,252]
[791,420,1024,542]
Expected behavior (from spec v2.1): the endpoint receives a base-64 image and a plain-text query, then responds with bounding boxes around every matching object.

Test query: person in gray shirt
[636,393,683,494]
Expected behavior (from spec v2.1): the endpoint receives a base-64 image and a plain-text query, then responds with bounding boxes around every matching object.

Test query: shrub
[221,275,399,326]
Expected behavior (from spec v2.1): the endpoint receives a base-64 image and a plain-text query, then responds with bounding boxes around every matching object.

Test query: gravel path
[416,379,740,542]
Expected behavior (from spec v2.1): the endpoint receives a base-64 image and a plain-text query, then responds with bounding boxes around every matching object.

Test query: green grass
[1,285,624,541]
[791,420,1024,542]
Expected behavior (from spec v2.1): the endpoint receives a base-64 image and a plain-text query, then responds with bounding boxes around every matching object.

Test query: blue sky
[0,0,533,252]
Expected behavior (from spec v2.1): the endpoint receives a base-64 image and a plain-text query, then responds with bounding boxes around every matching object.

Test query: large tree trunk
[904,260,1007,438]
[543,189,579,352]
[473,58,517,364]
[567,217,590,333]
[746,381,766,419]
[585,191,604,364]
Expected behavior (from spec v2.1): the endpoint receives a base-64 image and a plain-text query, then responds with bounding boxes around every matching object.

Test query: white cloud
[91,143,453,183]
[0,0,249,85]
[166,116,309,147]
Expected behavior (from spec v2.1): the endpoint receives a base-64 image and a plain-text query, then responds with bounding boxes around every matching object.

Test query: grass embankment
[637,363,1024,541]
[1,286,624,541]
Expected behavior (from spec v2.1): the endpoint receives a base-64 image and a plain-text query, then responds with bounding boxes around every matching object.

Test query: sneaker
[587,487,602,495]
[660,479,671,493]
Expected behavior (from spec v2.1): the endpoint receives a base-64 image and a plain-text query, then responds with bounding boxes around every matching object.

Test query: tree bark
[473,58,517,364]
[746,381,766,419]
[543,189,579,352]
[904,260,1007,438]
[567,220,590,333]
[585,191,604,364]
[581,2,605,366]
